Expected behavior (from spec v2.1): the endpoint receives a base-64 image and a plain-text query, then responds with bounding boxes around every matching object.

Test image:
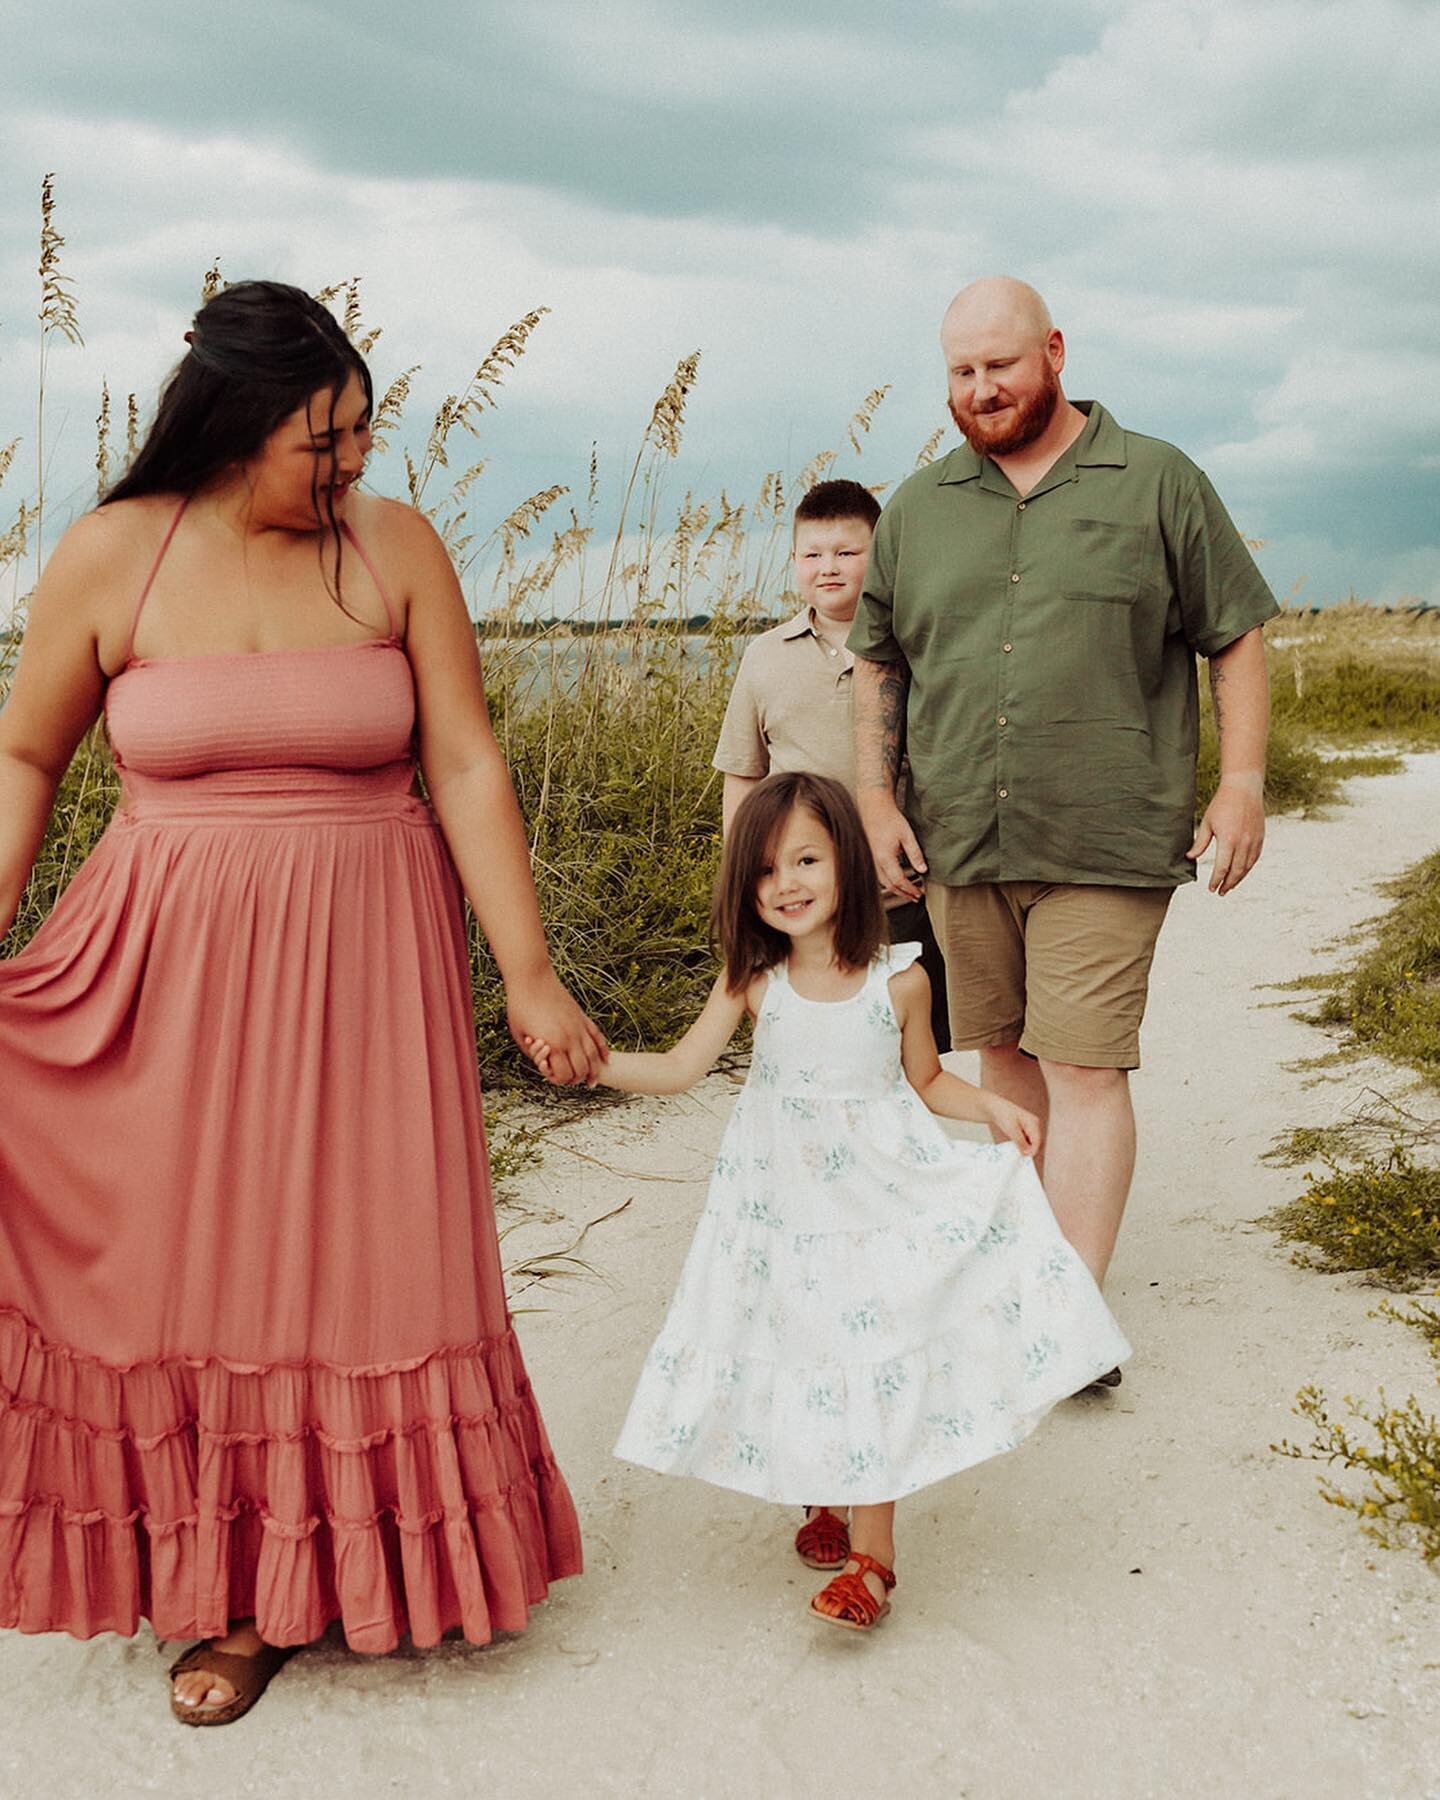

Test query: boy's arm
[890,967,1042,1155]
[526,974,749,1096]
[722,773,763,835]
[713,651,769,837]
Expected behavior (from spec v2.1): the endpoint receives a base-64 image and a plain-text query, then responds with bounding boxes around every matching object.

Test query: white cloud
[1,0,1435,604]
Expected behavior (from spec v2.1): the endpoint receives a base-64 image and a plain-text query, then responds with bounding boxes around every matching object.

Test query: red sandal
[809,1552,896,1632]
[794,1506,850,1570]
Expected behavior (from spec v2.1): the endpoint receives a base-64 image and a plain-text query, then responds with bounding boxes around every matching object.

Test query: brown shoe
[168,1639,300,1727]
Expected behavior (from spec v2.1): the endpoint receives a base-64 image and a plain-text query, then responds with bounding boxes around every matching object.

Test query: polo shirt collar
[780,604,855,668]
[936,400,1128,488]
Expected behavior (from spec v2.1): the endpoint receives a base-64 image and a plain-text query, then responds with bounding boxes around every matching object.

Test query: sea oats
[94,380,111,501]
[845,384,890,457]
[371,365,420,450]
[645,351,702,458]
[913,426,946,469]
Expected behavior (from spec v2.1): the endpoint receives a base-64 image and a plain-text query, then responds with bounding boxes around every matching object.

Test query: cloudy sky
[2,0,1437,609]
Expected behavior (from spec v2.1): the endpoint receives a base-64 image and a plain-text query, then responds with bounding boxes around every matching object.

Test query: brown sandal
[168,1639,300,1727]
[810,1551,896,1632]
[794,1506,851,1570]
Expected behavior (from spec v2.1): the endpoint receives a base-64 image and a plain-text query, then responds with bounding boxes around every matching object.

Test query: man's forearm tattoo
[1210,659,1227,733]
[856,658,910,791]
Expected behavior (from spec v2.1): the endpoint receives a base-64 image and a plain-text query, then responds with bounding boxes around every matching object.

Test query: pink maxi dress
[0,505,582,1652]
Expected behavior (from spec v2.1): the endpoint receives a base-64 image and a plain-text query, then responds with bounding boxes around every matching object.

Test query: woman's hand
[983,1094,1043,1158]
[506,970,607,1086]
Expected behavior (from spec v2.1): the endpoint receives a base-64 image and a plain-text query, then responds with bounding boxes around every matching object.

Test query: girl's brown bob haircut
[713,771,885,992]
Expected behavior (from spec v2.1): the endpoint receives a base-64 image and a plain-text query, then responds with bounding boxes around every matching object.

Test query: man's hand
[1187,771,1265,895]
[858,791,927,902]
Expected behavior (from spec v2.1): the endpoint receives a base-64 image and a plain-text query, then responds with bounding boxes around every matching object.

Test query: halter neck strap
[125,496,189,665]
[340,520,400,639]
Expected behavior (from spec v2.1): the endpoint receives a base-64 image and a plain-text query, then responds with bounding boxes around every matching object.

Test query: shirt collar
[779,606,817,640]
[779,605,855,667]
[935,401,1127,485]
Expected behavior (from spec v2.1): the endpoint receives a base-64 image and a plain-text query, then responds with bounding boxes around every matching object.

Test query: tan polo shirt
[714,607,856,788]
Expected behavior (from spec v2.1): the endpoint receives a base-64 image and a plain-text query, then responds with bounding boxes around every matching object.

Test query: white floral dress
[614,943,1131,1504]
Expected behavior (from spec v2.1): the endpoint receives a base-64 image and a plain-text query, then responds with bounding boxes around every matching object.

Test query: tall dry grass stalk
[36,173,83,567]
[94,380,111,502]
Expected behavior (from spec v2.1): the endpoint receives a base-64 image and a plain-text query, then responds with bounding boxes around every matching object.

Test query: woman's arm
[891,965,1041,1155]
[527,972,749,1095]
[0,514,118,937]
[386,501,606,1085]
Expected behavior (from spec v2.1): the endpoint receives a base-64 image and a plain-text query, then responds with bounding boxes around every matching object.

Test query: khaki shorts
[925,881,1173,1070]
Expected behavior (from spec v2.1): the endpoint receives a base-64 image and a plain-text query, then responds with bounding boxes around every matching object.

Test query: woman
[0,281,599,1723]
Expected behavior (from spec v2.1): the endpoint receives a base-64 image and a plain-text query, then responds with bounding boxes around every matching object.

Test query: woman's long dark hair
[104,280,373,601]
[713,771,885,993]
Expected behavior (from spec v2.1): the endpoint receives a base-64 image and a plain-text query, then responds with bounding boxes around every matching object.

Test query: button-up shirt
[847,402,1279,888]
[714,606,856,788]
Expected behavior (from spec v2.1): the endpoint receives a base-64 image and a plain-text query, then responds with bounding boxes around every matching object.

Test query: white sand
[5,757,1440,1800]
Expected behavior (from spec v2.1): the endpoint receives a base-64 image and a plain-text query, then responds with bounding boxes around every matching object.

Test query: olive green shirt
[847,402,1278,888]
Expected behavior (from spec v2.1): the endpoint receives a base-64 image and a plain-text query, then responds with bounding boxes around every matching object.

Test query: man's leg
[1033,1061,1134,1283]
[924,881,1027,1077]
[978,1044,1050,1176]
[1020,885,1173,1286]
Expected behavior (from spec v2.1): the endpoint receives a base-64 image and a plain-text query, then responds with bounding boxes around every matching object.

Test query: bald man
[848,278,1277,1347]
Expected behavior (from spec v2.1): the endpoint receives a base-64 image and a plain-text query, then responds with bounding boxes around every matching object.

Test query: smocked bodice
[105,639,416,784]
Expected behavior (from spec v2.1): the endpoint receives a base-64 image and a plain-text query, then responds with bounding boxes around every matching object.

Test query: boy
[714,479,949,1046]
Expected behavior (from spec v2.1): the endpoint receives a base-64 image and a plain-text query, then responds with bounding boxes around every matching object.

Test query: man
[849,276,1276,1323]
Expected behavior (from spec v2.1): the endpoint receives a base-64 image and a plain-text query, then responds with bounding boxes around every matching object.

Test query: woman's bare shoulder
[33,497,179,614]
[347,490,441,551]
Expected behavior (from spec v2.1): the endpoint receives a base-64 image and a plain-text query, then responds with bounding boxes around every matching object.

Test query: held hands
[858,792,927,903]
[982,1094,1043,1158]
[520,1031,605,1089]
[506,971,607,1086]
[1187,772,1265,896]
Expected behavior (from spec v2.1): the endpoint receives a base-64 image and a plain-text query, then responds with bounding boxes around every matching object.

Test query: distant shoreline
[1,600,1435,652]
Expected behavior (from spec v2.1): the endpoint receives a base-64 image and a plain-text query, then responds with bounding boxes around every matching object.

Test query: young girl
[530,771,1129,1631]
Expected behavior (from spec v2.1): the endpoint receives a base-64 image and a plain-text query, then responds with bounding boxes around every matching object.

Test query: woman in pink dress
[0,281,598,1724]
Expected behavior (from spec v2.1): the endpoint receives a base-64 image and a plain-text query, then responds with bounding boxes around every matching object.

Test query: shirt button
[1002,642,1013,653]
[998,787,1009,799]
[997,715,1008,727]
[1010,573,1020,583]
[1017,501,1026,511]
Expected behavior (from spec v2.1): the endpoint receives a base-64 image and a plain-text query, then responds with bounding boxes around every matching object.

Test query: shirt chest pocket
[1062,519,1148,605]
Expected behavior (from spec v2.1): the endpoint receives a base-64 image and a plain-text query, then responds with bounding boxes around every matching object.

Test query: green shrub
[1277,1303,1440,1564]
[1270,655,1440,747]
[1307,850,1440,1087]
[1262,1149,1440,1285]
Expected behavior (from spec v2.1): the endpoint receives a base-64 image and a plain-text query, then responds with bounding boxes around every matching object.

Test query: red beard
[948,359,1060,456]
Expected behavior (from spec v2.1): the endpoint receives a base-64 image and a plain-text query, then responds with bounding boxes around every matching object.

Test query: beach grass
[1277,1302,1440,1565]
[1266,847,1440,1559]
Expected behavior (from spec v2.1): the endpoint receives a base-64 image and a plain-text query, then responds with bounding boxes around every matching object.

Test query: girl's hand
[520,1033,562,1084]
[985,1095,1043,1158]
[507,971,607,1086]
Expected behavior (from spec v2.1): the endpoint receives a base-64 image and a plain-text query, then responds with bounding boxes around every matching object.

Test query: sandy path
[5,758,1440,1800]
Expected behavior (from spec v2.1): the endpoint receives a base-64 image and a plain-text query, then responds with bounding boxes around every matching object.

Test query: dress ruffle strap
[0,1305,582,1651]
